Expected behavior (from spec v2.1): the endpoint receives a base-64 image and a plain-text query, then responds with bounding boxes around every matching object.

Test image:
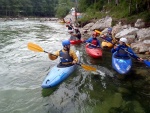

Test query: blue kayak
[42,51,80,88]
[112,52,132,75]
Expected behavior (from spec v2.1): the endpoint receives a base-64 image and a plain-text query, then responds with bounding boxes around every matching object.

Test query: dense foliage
[0,0,149,22]
[55,0,74,18]
[0,0,58,17]
[78,0,150,22]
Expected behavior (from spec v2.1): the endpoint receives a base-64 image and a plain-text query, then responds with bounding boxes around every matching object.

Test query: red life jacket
[91,39,98,46]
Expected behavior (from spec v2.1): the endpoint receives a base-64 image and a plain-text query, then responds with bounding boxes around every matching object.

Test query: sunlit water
[0,19,150,113]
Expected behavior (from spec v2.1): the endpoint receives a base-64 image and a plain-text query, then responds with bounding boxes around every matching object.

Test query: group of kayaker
[48,24,143,70]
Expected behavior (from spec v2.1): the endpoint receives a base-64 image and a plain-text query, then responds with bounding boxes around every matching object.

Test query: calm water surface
[0,19,150,113]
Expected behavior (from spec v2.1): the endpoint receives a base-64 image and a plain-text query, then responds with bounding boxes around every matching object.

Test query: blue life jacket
[116,47,129,58]
[59,50,73,65]
[105,33,112,42]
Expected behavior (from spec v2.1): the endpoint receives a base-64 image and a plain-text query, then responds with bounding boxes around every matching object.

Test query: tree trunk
[115,0,119,6]
[147,0,150,10]
[129,0,132,14]
[135,1,138,13]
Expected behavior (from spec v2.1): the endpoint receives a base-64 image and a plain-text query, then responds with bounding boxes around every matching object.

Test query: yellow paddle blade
[27,42,44,52]
[81,64,97,71]
[95,30,102,34]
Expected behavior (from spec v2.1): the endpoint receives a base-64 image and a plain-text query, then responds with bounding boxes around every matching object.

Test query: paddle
[27,42,49,53]
[94,30,102,34]
[120,47,150,67]
[27,42,97,71]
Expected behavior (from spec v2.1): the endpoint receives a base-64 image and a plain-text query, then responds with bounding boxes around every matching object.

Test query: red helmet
[92,32,98,36]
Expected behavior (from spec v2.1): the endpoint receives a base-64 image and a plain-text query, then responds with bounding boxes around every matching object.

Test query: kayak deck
[70,40,83,45]
[85,44,102,58]
[112,52,132,75]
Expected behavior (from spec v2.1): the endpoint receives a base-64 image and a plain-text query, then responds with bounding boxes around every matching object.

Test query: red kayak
[85,44,102,58]
[70,40,83,45]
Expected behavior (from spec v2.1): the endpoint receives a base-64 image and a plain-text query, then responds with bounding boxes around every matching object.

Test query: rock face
[90,16,112,30]
[115,27,138,39]
[134,19,145,28]
[83,23,95,30]
[131,42,149,53]
[136,28,150,41]
[64,13,76,23]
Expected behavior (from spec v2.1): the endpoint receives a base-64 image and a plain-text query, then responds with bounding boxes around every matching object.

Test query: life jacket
[91,38,98,46]
[116,46,129,57]
[105,33,112,42]
[59,50,73,66]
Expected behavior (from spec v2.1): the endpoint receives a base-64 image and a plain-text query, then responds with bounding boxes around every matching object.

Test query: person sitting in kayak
[111,37,143,61]
[69,30,78,40]
[48,40,78,67]
[73,27,81,40]
[101,27,115,44]
[66,24,74,33]
[85,31,101,48]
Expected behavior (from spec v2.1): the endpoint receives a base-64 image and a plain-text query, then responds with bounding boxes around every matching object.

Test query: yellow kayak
[59,21,65,24]
[101,41,113,48]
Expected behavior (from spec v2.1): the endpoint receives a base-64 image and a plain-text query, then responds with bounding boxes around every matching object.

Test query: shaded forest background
[0,0,149,22]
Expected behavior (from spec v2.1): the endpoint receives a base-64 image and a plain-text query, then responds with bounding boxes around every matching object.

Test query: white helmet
[120,37,127,43]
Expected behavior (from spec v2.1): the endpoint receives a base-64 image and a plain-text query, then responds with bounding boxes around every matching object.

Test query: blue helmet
[108,27,112,32]
[62,40,70,46]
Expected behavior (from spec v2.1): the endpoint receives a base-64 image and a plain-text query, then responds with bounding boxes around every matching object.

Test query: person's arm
[97,39,101,47]
[127,48,142,60]
[85,37,92,43]
[70,50,78,64]
[48,50,59,60]
[111,44,119,53]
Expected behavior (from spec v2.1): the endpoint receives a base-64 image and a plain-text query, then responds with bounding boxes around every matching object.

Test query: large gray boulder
[136,28,150,41]
[90,16,112,31]
[134,19,145,28]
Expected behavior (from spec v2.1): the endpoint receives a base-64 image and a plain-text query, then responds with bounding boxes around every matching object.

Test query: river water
[0,19,150,113]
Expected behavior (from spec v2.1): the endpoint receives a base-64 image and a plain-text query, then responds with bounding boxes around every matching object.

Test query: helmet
[92,31,98,36]
[62,40,70,46]
[120,37,127,43]
[108,27,112,32]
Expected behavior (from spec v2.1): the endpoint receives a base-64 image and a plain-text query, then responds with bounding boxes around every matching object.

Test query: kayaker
[66,24,74,32]
[100,27,114,43]
[85,31,101,48]
[73,27,81,40]
[48,40,78,66]
[69,30,78,40]
[111,37,143,61]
